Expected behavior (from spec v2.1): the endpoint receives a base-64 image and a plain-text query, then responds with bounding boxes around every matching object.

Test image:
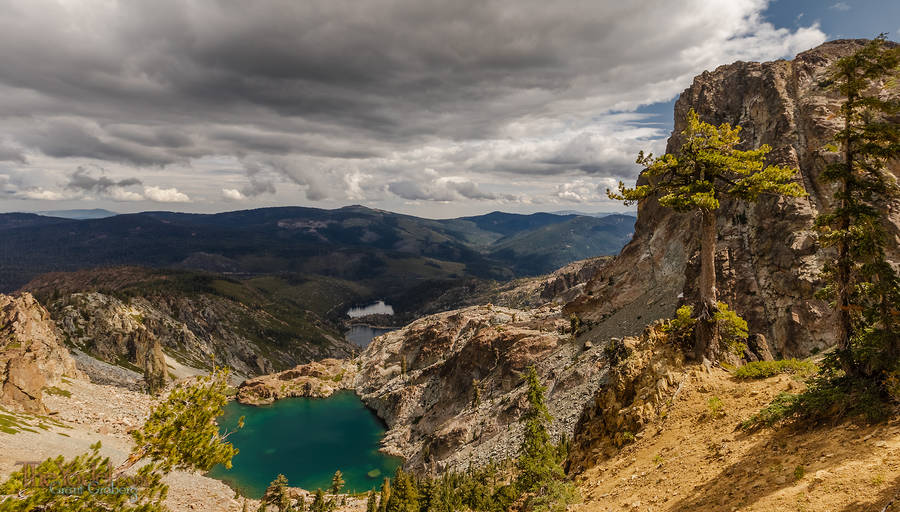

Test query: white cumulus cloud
[144,186,190,203]
[222,188,246,200]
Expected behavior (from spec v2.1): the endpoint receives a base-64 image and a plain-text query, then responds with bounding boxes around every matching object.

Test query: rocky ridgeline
[410,256,611,318]
[236,358,357,405]
[0,293,84,413]
[32,284,356,388]
[567,39,899,358]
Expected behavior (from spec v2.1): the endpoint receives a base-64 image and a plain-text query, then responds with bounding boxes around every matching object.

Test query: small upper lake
[209,391,402,499]
[346,325,395,347]
[346,300,394,318]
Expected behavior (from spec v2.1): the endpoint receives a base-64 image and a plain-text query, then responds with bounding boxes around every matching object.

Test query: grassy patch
[741,392,799,430]
[733,359,818,380]
[707,396,725,418]
[0,411,33,435]
[114,357,143,374]
[741,376,891,430]
[44,386,72,398]
[0,406,70,435]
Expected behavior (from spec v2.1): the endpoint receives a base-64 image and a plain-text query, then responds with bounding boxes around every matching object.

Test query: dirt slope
[575,367,900,512]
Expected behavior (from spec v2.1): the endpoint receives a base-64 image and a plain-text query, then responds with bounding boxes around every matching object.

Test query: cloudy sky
[0,0,896,218]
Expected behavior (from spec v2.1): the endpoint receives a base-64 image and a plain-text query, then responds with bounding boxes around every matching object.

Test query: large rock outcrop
[236,358,357,405]
[567,325,687,473]
[354,304,606,473]
[567,40,900,357]
[0,293,83,413]
[52,293,171,391]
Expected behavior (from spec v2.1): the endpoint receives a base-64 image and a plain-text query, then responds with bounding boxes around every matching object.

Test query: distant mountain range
[0,206,635,307]
[36,208,118,220]
[548,210,637,218]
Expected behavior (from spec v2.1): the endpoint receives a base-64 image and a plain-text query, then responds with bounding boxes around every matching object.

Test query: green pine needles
[0,367,239,511]
[746,36,900,428]
[610,108,805,361]
[815,34,900,379]
[360,366,576,512]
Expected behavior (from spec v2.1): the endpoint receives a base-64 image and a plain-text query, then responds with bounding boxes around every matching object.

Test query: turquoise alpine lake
[209,390,402,499]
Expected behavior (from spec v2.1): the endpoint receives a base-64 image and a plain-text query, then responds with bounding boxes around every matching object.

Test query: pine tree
[515,366,560,493]
[385,467,419,512]
[610,109,805,361]
[309,489,327,512]
[366,490,378,512]
[377,477,390,512]
[0,367,239,511]
[263,474,292,512]
[815,34,900,377]
[330,470,345,495]
[514,366,577,511]
[418,477,434,512]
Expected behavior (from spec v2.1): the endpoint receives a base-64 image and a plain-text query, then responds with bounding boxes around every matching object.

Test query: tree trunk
[693,209,720,361]
[835,211,854,372]
[836,97,856,376]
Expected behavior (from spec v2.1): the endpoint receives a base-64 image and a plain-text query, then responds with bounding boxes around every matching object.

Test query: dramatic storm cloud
[0,0,828,216]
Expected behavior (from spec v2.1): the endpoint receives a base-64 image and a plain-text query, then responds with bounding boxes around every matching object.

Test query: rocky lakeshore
[237,303,609,474]
[236,358,358,405]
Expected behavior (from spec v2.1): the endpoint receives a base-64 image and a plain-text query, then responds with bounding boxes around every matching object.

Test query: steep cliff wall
[0,293,83,413]
[354,304,605,473]
[567,40,899,357]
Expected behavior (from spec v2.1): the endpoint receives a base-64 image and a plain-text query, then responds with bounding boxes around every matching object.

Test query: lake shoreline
[209,390,403,499]
[345,321,397,330]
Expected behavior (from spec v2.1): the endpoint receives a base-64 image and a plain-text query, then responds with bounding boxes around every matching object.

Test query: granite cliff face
[0,293,83,413]
[567,40,900,357]
[354,304,605,473]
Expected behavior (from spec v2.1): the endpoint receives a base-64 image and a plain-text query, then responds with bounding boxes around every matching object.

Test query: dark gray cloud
[0,0,825,212]
[17,120,179,166]
[388,177,507,202]
[0,142,24,163]
[67,167,143,193]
